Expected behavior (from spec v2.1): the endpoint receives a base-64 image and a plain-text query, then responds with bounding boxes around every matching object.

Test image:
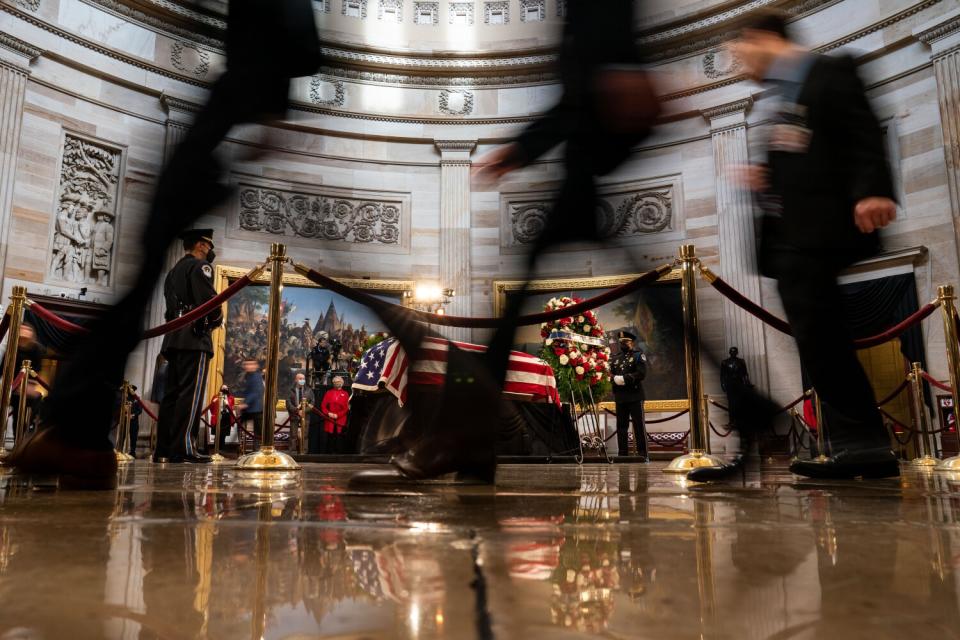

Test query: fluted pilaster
[435,139,476,343]
[0,33,40,285]
[703,97,768,393]
[916,9,960,259]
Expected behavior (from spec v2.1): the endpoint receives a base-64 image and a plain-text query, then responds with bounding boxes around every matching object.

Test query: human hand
[614,375,625,386]
[329,412,337,419]
[472,144,524,185]
[854,197,897,233]
[737,164,769,192]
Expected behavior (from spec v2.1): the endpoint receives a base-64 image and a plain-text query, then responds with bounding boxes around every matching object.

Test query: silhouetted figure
[720,347,751,427]
[689,11,897,481]
[14,0,322,486]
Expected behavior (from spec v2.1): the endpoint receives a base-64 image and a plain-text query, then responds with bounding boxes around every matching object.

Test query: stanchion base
[662,450,725,474]
[937,455,960,472]
[235,447,301,471]
[209,453,228,465]
[911,455,940,468]
[114,451,135,463]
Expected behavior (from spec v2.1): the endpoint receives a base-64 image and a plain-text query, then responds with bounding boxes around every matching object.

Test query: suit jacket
[160,255,223,355]
[759,54,895,276]
[286,385,316,426]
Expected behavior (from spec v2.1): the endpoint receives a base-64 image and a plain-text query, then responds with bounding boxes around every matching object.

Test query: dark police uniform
[611,332,647,458]
[720,348,751,426]
[155,229,222,462]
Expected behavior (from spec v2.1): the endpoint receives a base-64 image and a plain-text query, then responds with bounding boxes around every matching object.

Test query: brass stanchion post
[910,362,939,468]
[236,244,301,471]
[0,286,27,464]
[299,396,309,455]
[115,381,134,463]
[936,285,960,471]
[210,389,227,464]
[665,245,723,473]
[13,360,31,447]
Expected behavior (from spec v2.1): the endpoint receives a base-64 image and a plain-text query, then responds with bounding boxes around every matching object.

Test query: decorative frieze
[236,183,406,248]
[342,0,368,19]
[10,0,40,11]
[501,181,679,249]
[439,89,474,115]
[703,49,742,79]
[48,134,124,288]
[310,77,346,106]
[170,41,209,78]
[314,0,332,13]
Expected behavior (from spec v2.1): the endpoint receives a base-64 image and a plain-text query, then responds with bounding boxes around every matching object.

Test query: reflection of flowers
[551,548,619,633]
[539,297,611,399]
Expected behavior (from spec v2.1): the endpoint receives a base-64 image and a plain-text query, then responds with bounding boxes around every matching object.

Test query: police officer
[611,331,647,460]
[154,229,222,463]
[720,347,751,426]
[310,332,332,385]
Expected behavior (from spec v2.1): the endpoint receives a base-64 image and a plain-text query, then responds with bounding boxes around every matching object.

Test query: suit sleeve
[512,100,573,166]
[830,57,896,204]
[190,262,224,327]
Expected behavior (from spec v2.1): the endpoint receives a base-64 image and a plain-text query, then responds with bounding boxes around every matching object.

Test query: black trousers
[128,416,140,456]
[155,350,210,460]
[770,251,886,449]
[615,398,647,457]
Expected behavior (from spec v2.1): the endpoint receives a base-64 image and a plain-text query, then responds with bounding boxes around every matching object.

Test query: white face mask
[297,378,305,386]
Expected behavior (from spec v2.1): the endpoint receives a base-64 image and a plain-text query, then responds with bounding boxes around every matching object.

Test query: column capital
[160,92,203,127]
[0,32,42,72]
[434,139,477,165]
[702,97,753,131]
[914,8,960,58]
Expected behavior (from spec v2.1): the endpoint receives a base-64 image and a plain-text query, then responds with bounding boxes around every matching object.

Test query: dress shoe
[183,453,212,464]
[687,455,745,482]
[789,447,900,480]
[9,427,117,490]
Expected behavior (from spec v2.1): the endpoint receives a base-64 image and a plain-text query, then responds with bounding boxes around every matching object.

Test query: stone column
[702,98,768,392]
[434,139,476,343]
[916,9,960,260]
[141,94,203,393]
[0,33,41,287]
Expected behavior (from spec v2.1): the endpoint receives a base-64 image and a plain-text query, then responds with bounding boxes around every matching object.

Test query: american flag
[352,336,560,407]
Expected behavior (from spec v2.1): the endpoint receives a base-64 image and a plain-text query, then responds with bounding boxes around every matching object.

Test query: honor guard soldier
[611,331,648,460]
[154,229,222,463]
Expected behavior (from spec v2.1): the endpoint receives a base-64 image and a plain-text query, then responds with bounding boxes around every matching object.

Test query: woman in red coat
[320,375,350,454]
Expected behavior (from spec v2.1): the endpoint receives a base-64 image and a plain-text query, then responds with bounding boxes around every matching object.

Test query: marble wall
[0,0,958,452]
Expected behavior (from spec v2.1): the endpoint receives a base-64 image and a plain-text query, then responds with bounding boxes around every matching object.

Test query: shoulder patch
[201,264,213,278]
[639,353,647,362]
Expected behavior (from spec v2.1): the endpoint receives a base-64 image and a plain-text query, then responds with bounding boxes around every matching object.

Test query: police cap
[179,228,215,249]
[618,331,637,341]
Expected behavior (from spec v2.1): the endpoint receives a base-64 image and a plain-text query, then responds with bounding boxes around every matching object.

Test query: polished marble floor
[2,461,960,639]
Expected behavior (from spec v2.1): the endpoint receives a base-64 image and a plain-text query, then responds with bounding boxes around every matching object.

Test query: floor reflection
[3,463,960,639]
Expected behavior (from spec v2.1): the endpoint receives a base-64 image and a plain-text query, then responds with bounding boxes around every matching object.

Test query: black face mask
[619,340,632,350]
[206,248,216,263]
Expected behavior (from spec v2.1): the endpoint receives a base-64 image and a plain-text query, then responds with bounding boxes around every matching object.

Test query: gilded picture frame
[208,264,414,408]
[493,268,689,413]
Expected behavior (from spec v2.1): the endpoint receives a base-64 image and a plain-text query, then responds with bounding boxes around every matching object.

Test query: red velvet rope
[25,273,254,339]
[705,273,940,349]
[295,263,673,328]
[132,393,159,422]
[875,379,910,407]
[0,311,10,344]
[920,370,953,393]
[645,409,689,424]
[30,372,50,391]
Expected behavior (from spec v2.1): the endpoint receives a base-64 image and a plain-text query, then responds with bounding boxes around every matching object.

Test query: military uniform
[155,230,222,462]
[611,332,647,458]
[720,348,751,426]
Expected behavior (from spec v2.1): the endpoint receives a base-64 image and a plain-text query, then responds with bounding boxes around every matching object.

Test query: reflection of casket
[348,337,577,456]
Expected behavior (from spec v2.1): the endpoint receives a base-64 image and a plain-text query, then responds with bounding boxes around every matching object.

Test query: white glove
[614,375,625,386]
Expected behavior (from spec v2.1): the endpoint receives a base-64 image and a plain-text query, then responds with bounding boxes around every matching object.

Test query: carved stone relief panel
[439,89,474,115]
[11,0,40,11]
[702,49,741,79]
[231,177,410,253]
[448,2,475,25]
[378,0,402,22]
[413,1,439,24]
[310,77,346,106]
[47,133,124,289]
[519,0,544,22]
[500,177,683,252]
[170,41,210,78]
[484,1,509,24]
